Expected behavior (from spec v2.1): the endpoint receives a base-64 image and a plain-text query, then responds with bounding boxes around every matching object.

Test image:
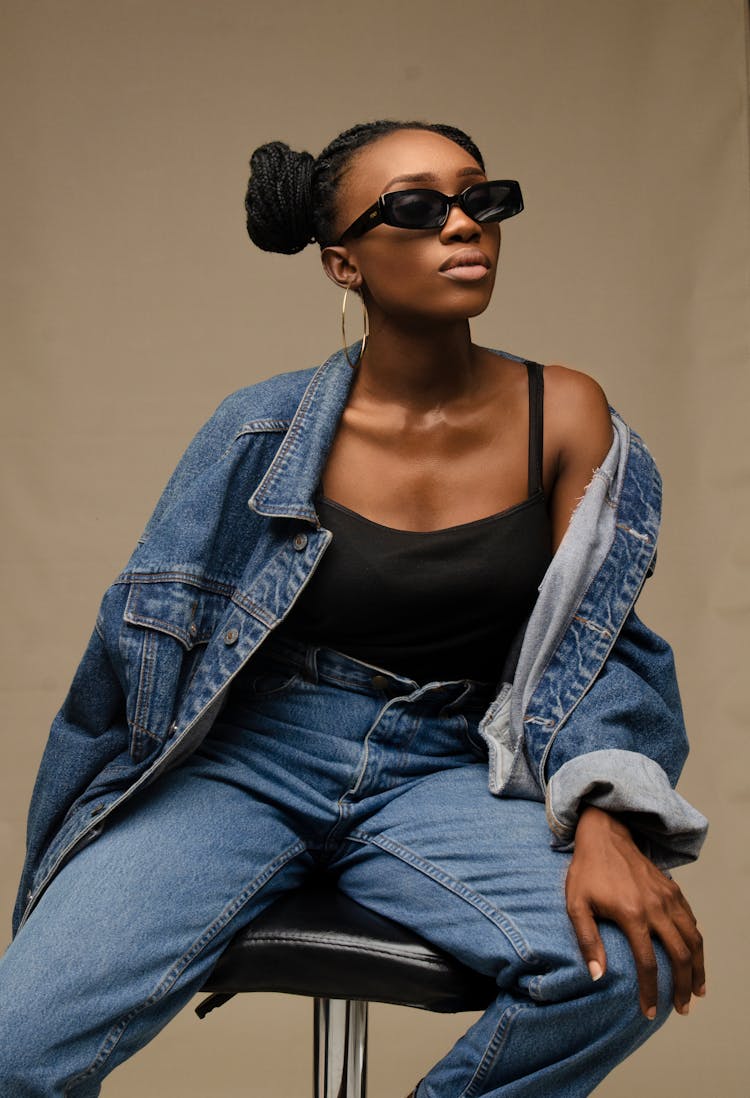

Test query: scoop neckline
[315,489,546,535]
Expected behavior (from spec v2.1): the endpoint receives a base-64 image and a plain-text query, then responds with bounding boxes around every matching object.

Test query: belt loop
[441,680,479,714]
[305,644,320,683]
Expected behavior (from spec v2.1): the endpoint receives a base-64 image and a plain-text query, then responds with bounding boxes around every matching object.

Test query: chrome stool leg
[314,997,368,1098]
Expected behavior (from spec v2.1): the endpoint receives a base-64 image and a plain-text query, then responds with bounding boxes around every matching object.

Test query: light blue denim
[0,633,673,1096]
[12,345,707,940]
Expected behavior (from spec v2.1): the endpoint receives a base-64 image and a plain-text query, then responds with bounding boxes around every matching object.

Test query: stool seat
[196,879,497,1097]
[198,879,497,1015]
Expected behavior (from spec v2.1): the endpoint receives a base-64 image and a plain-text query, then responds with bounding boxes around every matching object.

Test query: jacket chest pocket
[121,579,233,762]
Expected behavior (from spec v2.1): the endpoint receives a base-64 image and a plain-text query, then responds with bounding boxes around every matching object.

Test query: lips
[439,249,491,272]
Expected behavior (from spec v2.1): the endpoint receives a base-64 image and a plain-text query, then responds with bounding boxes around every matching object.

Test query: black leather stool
[197,876,497,1098]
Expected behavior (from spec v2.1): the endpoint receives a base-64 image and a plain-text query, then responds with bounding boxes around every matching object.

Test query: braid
[245,141,316,254]
[245,120,485,255]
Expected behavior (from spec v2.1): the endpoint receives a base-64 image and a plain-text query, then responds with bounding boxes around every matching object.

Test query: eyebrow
[382,166,486,190]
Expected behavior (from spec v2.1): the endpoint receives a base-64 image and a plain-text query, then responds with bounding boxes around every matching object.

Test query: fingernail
[678,1002,690,1016]
[588,961,603,981]
[646,1006,657,1020]
[697,984,706,997]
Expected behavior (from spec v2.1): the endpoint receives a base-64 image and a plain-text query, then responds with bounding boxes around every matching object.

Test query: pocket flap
[124,579,232,649]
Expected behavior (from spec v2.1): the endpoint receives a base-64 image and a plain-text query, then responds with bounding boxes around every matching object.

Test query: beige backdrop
[2,1,748,1095]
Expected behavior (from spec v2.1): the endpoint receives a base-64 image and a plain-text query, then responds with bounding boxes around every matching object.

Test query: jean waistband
[257,630,498,709]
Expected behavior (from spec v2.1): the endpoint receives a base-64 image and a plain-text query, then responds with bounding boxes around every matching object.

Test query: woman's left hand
[564,804,705,1020]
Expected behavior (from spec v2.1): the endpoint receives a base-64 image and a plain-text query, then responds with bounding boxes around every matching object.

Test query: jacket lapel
[248,346,358,525]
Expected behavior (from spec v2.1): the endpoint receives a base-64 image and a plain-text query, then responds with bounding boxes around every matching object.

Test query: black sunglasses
[336,179,523,244]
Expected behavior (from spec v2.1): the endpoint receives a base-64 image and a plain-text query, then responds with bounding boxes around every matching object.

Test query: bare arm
[544,363,614,553]
[544,364,706,1018]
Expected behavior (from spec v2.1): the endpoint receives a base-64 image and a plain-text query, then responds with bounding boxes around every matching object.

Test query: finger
[622,922,659,1019]
[692,923,707,997]
[667,882,707,1005]
[667,900,707,1005]
[676,909,702,996]
[566,901,607,981]
[652,917,694,1015]
[676,895,711,1001]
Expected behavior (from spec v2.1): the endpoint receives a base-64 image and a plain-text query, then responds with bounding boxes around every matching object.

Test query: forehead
[343,129,485,203]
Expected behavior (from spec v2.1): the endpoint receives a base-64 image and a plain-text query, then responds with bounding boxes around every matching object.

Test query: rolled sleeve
[545,748,708,869]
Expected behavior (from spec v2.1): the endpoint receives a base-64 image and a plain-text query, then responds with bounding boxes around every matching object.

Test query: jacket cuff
[545,748,708,869]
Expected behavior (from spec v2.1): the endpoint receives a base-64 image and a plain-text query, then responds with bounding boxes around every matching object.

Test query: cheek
[362,253,425,309]
[358,239,456,310]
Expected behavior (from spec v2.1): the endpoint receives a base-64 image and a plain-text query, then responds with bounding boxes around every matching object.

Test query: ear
[320,245,363,291]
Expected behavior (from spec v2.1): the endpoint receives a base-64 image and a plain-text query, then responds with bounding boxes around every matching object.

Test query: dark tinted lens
[463,182,521,223]
[386,189,447,229]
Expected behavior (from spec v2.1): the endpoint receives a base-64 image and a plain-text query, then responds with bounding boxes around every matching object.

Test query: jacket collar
[248,346,359,525]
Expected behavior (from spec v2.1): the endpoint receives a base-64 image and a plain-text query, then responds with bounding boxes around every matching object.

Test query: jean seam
[459,1003,526,1098]
[348,830,539,964]
[62,839,308,1095]
[337,697,400,806]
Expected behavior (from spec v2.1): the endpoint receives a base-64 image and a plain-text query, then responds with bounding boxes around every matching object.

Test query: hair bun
[245,141,316,254]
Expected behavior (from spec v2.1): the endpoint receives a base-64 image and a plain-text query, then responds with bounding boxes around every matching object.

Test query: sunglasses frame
[335,179,523,244]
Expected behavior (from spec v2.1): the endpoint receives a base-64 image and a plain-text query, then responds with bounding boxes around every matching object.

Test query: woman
[1,119,707,1096]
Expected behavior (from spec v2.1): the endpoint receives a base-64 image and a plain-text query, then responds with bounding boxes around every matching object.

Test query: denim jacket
[12,346,708,936]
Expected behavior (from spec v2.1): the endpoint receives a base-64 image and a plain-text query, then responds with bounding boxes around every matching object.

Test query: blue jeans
[0,634,672,1096]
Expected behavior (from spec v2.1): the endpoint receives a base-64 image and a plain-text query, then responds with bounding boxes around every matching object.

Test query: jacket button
[188,622,198,638]
[224,628,239,645]
[90,802,106,817]
[370,674,391,691]
[293,533,308,551]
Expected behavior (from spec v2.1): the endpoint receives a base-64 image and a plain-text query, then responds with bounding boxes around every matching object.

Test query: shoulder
[211,365,318,429]
[542,362,613,470]
[542,362,611,426]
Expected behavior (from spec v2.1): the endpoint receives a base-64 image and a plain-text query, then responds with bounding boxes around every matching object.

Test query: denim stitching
[340,698,400,802]
[572,614,613,639]
[459,1003,525,1097]
[130,722,161,743]
[131,630,156,760]
[250,361,329,515]
[234,418,291,436]
[62,840,307,1094]
[349,831,539,964]
[122,572,274,629]
[121,570,236,594]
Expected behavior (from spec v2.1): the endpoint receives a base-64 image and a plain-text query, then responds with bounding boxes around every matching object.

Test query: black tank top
[278,361,553,684]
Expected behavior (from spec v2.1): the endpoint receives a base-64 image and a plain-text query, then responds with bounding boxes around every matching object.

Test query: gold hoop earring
[341,284,369,368]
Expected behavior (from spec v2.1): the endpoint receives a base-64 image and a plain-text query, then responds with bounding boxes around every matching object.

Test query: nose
[438,199,482,242]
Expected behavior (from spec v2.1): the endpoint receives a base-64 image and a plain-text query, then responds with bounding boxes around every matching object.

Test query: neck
[350,316,484,412]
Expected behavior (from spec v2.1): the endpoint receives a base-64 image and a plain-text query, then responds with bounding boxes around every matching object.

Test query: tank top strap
[525,360,545,497]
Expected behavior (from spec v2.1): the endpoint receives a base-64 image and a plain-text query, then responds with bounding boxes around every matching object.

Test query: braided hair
[244,119,486,255]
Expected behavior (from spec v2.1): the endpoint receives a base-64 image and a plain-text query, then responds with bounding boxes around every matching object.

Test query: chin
[369,280,495,326]
[438,286,495,321]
